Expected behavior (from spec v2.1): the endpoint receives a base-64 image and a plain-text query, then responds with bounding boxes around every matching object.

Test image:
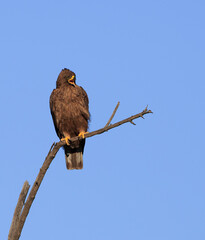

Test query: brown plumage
[50,68,90,170]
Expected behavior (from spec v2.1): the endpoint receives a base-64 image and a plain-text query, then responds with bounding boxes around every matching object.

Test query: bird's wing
[50,89,62,138]
[80,86,89,109]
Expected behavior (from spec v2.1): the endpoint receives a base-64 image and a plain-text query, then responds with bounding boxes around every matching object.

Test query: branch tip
[144,105,148,111]
[130,120,136,125]
[8,181,30,240]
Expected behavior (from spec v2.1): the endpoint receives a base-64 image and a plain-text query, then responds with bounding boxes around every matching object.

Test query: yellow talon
[61,136,70,145]
[78,132,89,139]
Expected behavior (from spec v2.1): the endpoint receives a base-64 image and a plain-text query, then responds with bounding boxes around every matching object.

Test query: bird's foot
[61,136,70,145]
[78,131,89,139]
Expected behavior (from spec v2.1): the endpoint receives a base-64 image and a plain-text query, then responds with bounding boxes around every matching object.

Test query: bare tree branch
[66,105,153,143]
[9,105,152,240]
[11,143,59,240]
[8,181,30,240]
[105,101,120,127]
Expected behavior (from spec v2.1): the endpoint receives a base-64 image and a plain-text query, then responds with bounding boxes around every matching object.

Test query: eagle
[50,68,90,170]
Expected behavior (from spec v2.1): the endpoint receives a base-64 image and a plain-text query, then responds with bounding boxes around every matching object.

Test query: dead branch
[8,181,30,240]
[9,104,152,240]
[105,101,120,127]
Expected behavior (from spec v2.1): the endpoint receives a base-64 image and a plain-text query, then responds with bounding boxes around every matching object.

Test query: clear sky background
[1,0,205,239]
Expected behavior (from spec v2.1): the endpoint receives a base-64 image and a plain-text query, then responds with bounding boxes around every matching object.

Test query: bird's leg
[78,131,89,139]
[61,136,70,145]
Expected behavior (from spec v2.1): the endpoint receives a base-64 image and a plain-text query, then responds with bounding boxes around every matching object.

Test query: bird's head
[56,68,76,88]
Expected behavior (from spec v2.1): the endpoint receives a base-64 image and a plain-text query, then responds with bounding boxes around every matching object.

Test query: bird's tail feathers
[64,145,83,170]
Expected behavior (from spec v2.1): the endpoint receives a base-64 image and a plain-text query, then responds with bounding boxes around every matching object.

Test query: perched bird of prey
[50,68,90,170]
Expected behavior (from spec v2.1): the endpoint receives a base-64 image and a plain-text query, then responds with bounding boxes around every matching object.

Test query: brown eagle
[50,68,90,170]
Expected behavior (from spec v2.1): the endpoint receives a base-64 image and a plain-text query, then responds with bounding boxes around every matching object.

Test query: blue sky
[1,0,205,239]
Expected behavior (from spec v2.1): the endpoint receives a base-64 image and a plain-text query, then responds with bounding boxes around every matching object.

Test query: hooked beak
[68,75,76,86]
